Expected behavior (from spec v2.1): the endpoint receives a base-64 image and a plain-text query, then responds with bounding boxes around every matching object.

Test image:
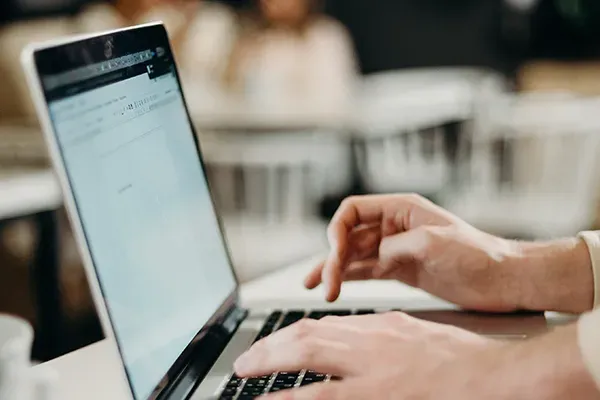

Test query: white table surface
[0,169,62,220]
[34,255,576,400]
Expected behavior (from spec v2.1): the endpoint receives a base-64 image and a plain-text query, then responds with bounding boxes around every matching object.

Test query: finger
[346,225,381,263]
[262,380,356,400]
[377,228,431,276]
[320,311,409,331]
[304,261,324,289]
[323,196,405,301]
[235,320,361,377]
[305,226,380,290]
[262,380,359,400]
[341,259,379,281]
[235,338,349,377]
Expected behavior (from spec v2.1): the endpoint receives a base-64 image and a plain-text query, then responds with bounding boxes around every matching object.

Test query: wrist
[508,325,599,400]
[438,325,599,400]
[505,238,594,313]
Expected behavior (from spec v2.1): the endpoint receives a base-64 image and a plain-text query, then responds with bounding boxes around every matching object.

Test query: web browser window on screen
[43,46,236,399]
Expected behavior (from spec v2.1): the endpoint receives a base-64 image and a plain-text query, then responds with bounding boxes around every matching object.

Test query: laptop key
[324,310,352,317]
[273,371,299,382]
[301,371,327,384]
[239,387,266,397]
[354,309,376,315]
[277,311,305,329]
[253,311,283,342]
[219,386,239,400]
[269,371,299,391]
[225,374,243,387]
[308,309,352,319]
[244,377,269,392]
[307,311,327,320]
[265,311,282,325]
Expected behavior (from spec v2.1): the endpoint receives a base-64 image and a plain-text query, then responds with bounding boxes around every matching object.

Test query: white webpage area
[49,69,236,399]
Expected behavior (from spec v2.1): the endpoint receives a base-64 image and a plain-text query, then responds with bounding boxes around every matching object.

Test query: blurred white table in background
[0,169,61,220]
[186,86,352,133]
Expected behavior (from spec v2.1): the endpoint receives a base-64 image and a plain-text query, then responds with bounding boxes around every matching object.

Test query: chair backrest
[0,18,73,122]
[467,93,600,204]
[200,130,349,223]
[356,127,449,194]
[354,67,507,194]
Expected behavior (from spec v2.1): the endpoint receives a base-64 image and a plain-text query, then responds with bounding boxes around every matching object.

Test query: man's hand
[234,313,600,400]
[307,194,594,313]
[306,194,520,311]
[234,312,492,399]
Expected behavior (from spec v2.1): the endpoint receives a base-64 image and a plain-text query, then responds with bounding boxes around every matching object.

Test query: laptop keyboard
[219,309,376,400]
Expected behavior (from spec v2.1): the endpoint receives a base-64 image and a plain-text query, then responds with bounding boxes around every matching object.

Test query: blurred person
[76,0,237,79]
[223,0,358,115]
[233,194,600,399]
[0,0,236,124]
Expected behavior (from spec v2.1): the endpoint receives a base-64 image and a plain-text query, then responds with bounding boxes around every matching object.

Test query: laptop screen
[34,26,237,399]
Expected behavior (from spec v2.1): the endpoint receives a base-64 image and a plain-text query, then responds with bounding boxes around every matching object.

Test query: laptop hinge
[222,305,248,335]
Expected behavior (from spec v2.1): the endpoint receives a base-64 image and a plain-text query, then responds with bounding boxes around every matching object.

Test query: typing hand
[306,194,521,312]
[234,312,493,399]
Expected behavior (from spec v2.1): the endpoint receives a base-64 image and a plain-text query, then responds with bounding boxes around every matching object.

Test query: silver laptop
[21,23,548,400]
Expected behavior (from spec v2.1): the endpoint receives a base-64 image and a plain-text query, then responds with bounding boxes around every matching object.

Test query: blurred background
[2,0,600,362]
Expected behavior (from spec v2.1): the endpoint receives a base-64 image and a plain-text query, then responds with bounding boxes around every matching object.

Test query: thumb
[377,227,432,278]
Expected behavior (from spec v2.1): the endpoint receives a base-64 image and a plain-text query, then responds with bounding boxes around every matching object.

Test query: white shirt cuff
[578,231,600,308]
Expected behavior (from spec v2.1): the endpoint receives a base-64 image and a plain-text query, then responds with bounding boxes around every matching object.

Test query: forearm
[441,324,600,399]
[507,237,594,313]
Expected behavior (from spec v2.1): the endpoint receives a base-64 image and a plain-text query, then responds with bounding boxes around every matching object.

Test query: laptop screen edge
[22,23,244,400]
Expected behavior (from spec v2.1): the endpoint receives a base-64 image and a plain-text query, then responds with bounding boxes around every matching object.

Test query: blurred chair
[353,67,506,196]
[200,130,347,282]
[443,93,600,239]
[0,18,73,122]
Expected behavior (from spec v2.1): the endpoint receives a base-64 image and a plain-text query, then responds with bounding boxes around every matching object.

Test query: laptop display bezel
[28,23,243,400]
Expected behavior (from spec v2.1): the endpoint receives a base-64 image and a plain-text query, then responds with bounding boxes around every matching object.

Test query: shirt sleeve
[578,231,600,308]
[577,231,600,389]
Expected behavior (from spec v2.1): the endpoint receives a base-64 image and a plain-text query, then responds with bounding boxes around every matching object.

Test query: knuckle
[311,383,338,400]
[296,338,319,365]
[419,225,438,238]
[313,386,335,400]
[385,311,409,324]
[291,319,316,339]
[341,195,360,207]
[278,392,294,400]
[246,341,267,363]
[403,193,424,204]
[413,226,439,261]
[336,197,357,217]
[250,337,270,355]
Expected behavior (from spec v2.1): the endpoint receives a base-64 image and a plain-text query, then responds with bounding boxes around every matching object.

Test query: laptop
[21,23,548,400]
